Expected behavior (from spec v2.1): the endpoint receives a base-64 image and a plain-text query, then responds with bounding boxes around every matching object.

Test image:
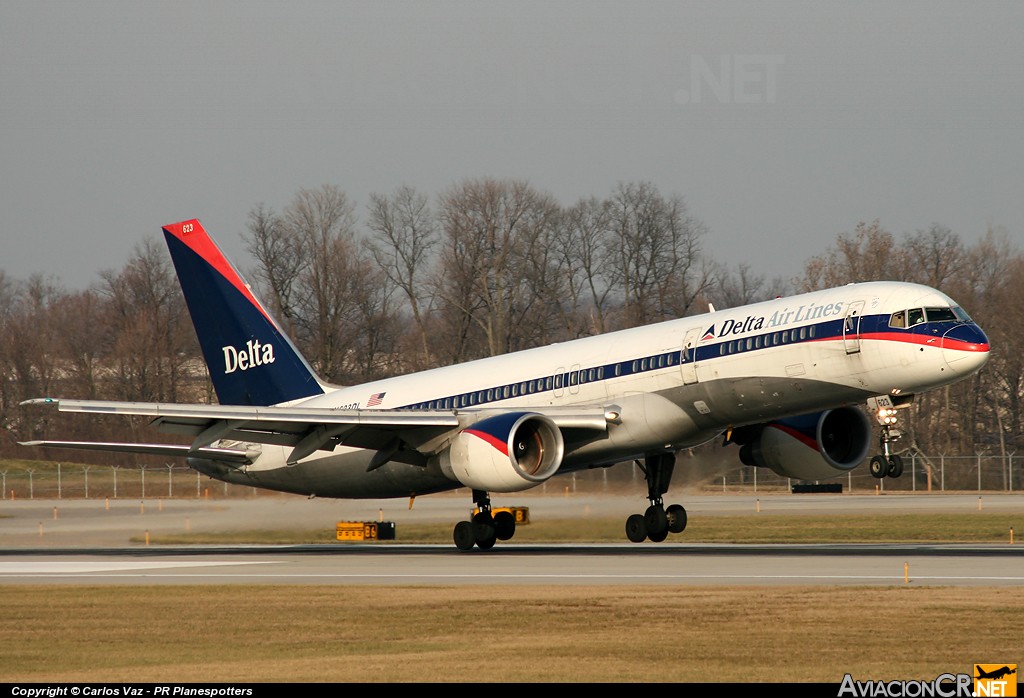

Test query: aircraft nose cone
[942,324,990,374]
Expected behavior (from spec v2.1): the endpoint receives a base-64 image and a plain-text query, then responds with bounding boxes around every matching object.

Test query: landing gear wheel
[472,511,496,549]
[644,505,669,542]
[647,523,669,542]
[453,520,476,551]
[666,504,688,534]
[887,454,904,478]
[625,514,647,543]
[869,455,888,479]
[493,510,516,541]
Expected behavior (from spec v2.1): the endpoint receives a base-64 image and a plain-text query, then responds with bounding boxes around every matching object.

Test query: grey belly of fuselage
[191,374,873,499]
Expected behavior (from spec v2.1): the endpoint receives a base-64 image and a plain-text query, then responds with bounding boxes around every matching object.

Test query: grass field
[1,585,1020,683]
[138,511,1022,545]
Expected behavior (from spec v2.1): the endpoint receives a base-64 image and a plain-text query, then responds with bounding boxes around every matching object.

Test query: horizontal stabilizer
[18,440,258,465]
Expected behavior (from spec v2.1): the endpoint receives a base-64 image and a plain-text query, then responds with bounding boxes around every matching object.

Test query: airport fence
[0,453,1020,501]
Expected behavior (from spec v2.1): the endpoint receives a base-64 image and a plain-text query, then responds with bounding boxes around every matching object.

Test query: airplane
[21,219,991,550]
[975,666,1016,681]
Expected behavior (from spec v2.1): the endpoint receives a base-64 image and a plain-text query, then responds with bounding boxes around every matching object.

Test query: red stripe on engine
[769,423,819,452]
[466,429,510,456]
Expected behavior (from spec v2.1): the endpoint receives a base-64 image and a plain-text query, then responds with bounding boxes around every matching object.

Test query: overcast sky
[2,1,1021,291]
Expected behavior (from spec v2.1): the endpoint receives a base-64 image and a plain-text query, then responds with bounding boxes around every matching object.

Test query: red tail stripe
[162,219,275,326]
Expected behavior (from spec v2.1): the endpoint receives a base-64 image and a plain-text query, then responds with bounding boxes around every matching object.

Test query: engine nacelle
[439,412,565,492]
[737,406,872,481]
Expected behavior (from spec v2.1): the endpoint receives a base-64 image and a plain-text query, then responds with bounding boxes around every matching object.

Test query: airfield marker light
[53,507,58,520]
[1011,527,1014,545]
[145,530,150,546]
[140,501,145,515]
[904,562,909,584]
[105,497,109,510]
[978,496,982,511]
[38,522,43,537]
[756,498,761,513]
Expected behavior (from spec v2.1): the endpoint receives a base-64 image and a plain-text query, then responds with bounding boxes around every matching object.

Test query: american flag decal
[366,392,386,407]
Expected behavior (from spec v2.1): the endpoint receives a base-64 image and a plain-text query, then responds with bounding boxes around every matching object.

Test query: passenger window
[614,364,621,377]
[809,326,815,338]
[755,336,762,349]
[799,327,807,340]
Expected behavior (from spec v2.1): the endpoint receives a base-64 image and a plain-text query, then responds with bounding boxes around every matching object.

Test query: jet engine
[735,406,872,481]
[439,412,564,492]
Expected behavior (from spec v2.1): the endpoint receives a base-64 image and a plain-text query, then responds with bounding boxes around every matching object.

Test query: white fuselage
[201,281,988,498]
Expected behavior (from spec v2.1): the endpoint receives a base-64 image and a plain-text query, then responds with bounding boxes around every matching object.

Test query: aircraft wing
[21,398,615,467]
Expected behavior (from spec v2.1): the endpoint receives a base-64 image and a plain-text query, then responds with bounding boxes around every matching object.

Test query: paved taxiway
[2,490,1021,586]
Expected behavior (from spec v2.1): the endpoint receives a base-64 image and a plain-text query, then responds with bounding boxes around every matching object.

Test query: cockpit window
[907,308,925,327]
[889,310,906,329]
[925,307,957,323]
[952,306,973,323]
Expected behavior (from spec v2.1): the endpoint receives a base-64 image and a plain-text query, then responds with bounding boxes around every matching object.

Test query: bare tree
[436,178,562,358]
[605,182,711,327]
[365,185,439,368]
[553,197,615,336]
[100,239,194,403]
[796,220,910,292]
[244,203,304,336]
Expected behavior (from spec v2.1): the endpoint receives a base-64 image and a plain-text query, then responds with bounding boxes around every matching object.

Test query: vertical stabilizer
[162,219,326,406]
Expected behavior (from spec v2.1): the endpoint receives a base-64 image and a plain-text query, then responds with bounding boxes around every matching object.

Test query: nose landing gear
[867,396,904,479]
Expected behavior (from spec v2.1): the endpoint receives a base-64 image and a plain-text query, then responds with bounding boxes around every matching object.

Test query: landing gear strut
[625,453,687,543]
[867,398,904,479]
[453,489,517,551]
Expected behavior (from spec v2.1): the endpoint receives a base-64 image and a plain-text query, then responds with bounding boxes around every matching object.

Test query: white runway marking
[0,561,279,574]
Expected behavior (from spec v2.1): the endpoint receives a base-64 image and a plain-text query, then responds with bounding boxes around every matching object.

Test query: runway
[1,543,1022,586]
[1,492,1021,586]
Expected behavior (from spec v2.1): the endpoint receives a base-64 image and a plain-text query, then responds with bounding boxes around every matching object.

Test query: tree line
[2,179,1020,473]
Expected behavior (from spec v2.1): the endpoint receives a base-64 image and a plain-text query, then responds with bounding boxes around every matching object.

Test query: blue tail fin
[162,219,326,406]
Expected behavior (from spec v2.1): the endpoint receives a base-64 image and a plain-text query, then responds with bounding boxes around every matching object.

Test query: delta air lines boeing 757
[21,219,991,550]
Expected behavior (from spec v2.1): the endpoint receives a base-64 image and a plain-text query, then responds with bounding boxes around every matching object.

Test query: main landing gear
[868,398,904,479]
[453,489,517,551]
[625,453,688,543]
